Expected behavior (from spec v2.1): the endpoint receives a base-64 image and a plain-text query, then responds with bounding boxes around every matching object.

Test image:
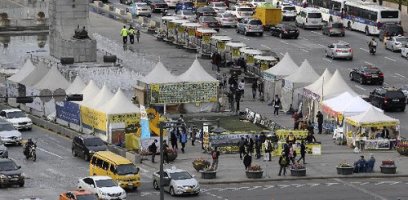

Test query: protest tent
[321,92,354,116]
[339,96,381,116]
[99,88,140,115]
[321,69,357,99]
[19,61,49,87]
[85,84,114,109]
[79,80,101,105]
[66,76,86,94]
[7,59,36,106]
[178,59,217,82]
[7,59,36,83]
[140,62,180,84]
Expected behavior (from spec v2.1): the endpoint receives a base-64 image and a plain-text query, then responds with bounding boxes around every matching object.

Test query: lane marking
[360,48,369,52]
[300,48,309,52]
[335,178,388,200]
[308,183,320,187]
[291,184,305,188]
[354,85,367,91]
[263,185,275,190]
[248,186,262,190]
[277,184,290,189]
[139,167,150,173]
[384,56,396,62]
[260,44,271,50]
[311,31,323,35]
[375,181,399,185]
[238,36,250,41]
[326,183,339,186]
[360,182,370,185]
[364,61,373,65]
[395,73,406,79]
[317,44,325,47]
[323,58,332,63]
[279,40,289,45]
[37,147,63,159]
[279,52,284,56]
[384,82,389,86]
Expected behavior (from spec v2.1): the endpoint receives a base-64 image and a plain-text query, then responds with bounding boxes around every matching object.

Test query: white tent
[84,84,114,109]
[79,80,100,105]
[321,92,354,115]
[33,66,70,90]
[303,68,333,100]
[20,62,49,86]
[322,69,357,99]
[141,62,179,84]
[178,59,217,82]
[98,88,140,115]
[339,96,382,116]
[346,106,399,126]
[263,52,299,78]
[66,76,86,95]
[285,60,319,85]
[8,59,36,83]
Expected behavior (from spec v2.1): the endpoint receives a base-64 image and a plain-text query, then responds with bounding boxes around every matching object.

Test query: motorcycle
[369,46,376,55]
[369,40,377,55]
[24,143,37,162]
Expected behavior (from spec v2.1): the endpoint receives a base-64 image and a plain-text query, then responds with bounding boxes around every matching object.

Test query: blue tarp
[56,101,80,125]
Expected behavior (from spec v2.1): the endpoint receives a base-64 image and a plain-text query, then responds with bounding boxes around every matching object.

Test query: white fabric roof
[304,68,332,96]
[322,69,357,99]
[66,76,86,95]
[83,84,114,108]
[226,42,246,48]
[178,59,218,82]
[19,62,49,86]
[285,59,319,84]
[339,96,382,116]
[33,66,70,90]
[347,106,399,125]
[79,80,100,105]
[196,28,217,34]
[239,47,263,55]
[8,59,35,83]
[182,22,202,27]
[264,52,299,77]
[141,62,179,84]
[254,55,277,61]
[322,92,354,112]
[211,35,232,41]
[98,88,140,114]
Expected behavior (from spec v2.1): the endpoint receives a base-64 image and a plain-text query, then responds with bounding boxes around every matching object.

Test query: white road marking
[395,73,406,79]
[311,31,323,35]
[326,183,339,186]
[354,85,367,91]
[263,185,275,190]
[217,196,223,199]
[317,44,325,47]
[360,182,370,185]
[261,44,271,49]
[279,40,289,45]
[291,184,305,188]
[360,48,369,52]
[300,48,309,52]
[335,178,387,200]
[139,167,149,173]
[350,181,362,184]
[237,186,250,190]
[384,82,389,86]
[308,183,320,187]
[364,61,373,65]
[248,186,262,190]
[375,181,400,185]
[37,147,63,159]
[279,52,284,56]
[323,58,332,63]
[277,184,290,189]
[384,56,396,62]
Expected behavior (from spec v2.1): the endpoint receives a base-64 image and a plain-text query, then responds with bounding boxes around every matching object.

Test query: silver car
[385,36,408,52]
[0,120,22,146]
[152,167,200,196]
[325,42,353,60]
[0,139,8,158]
[215,12,237,27]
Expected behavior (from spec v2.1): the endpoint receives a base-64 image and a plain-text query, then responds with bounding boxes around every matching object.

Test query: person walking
[136,29,141,43]
[255,135,261,159]
[170,128,178,150]
[278,152,288,176]
[243,153,252,170]
[238,137,246,159]
[273,95,281,115]
[227,90,235,112]
[288,143,296,164]
[191,127,197,146]
[316,111,323,134]
[162,140,170,164]
[148,139,158,163]
[248,136,254,156]
[238,79,245,99]
[235,88,242,113]
[120,25,128,44]
[297,140,306,164]
[180,127,188,153]
[264,139,272,161]
[252,80,258,100]
[211,147,220,170]
[128,26,135,44]
[258,80,264,101]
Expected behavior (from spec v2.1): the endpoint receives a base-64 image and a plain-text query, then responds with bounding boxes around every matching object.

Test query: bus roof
[94,151,132,165]
[345,0,400,12]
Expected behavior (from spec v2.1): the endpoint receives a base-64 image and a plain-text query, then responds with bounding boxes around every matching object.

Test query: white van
[281,4,297,21]
[295,8,323,29]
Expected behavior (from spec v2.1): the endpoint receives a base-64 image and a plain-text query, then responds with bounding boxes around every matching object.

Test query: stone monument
[49,0,96,62]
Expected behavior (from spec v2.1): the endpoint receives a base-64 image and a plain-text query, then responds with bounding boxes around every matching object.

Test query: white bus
[342,0,400,35]
[302,0,346,22]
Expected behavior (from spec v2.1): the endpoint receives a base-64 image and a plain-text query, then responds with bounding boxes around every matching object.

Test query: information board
[150,82,218,104]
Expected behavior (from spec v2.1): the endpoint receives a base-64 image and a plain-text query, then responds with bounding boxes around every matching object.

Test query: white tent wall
[183,102,218,113]
[6,82,19,107]
[264,79,275,103]
[281,82,293,112]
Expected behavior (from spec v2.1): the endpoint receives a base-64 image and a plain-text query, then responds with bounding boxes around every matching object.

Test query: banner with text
[150,82,218,104]
[80,106,107,131]
[56,101,80,125]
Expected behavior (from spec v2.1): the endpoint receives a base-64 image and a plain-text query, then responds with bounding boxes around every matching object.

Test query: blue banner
[56,101,81,125]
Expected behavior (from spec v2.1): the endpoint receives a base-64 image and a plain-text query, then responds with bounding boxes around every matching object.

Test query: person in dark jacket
[278,152,288,176]
[162,140,170,164]
[243,153,252,170]
[273,95,281,115]
[255,135,261,159]
[316,111,324,134]
[149,139,158,163]
[235,89,242,113]
[238,137,246,159]
[248,137,254,156]
[252,80,258,100]
[297,140,306,164]
[170,128,178,150]
[180,127,188,153]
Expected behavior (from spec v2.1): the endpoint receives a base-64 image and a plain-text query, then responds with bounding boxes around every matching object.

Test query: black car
[379,23,404,41]
[270,24,299,39]
[322,22,345,37]
[369,87,406,112]
[0,158,24,187]
[198,16,220,31]
[144,0,168,12]
[349,66,384,85]
[196,6,216,18]
[72,135,108,161]
[120,0,132,5]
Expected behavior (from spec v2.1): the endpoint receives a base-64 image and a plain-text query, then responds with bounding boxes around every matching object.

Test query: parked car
[295,7,323,29]
[128,2,152,17]
[0,119,22,146]
[369,87,406,112]
[385,36,408,52]
[0,109,32,131]
[270,23,299,39]
[175,1,195,13]
[236,18,263,36]
[176,9,197,21]
[325,42,353,60]
[322,22,345,37]
[59,189,98,200]
[198,16,221,31]
[144,0,169,13]
[400,85,408,104]
[208,1,228,13]
[215,12,237,27]
[401,44,408,59]
[0,140,7,158]
[152,167,200,196]
[77,176,126,200]
[230,5,254,19]
[164,0,180,8]
[0,158,24,187]
[379,23,404,41]
[72,135,108,161]
[196,6,217,18]
[281,4,297,21]
[349,65,384,85]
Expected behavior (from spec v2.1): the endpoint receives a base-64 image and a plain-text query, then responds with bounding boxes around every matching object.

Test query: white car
[281,5,297,21]
[230,6,254,19]
[128,2,152,17]
[248,0,265,7]
[0,119,22,146]
[385,36,408,52]
[77,176,126,200]
[402,44,408,59]
[152,167,200,196]
[215,12,237,27]
[208,2,228,13]
[176,9,196,21]
[0,109,32,131]
[164,0,179,8]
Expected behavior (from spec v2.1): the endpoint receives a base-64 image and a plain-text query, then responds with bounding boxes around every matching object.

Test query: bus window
[381,11,399,19]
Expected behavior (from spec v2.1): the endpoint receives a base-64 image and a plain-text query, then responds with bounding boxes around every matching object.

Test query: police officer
[128,26,135,44]
[120,25,128,44]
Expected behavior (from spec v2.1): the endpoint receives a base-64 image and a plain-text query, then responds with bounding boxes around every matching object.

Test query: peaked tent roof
[79,80,100,105]
[86,84,114,109]
[141,62,179,84]
[33,66,70,90]
[19,61,49,86]
[346,106,399,127]
[66,76,86,94]
[339,96,382,116]
[263,52,299,77]
[304,68,332,96]
[285,59,319,84]
[98,88,140,114]
[8,59,36,83]
[322,69,357,99]
[178,59,217,82]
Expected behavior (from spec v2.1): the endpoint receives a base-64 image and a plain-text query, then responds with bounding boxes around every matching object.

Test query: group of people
[354,154,376,173]
[277,134,307,176]
[120,25,141,45]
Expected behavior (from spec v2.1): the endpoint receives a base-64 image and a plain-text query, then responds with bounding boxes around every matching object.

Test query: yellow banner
[188,28,195,36]
[232,48,240,57]
[202,35,210,44]
[272,142,322,156]
[168,22,175,30]
[178,25,185,33]
[260,61,269,71]
[346,118,399,128]
[80,106,107,131]
[246,54,254,64]
[109,113,140,128]
[275,129,308,141]
[217,41,226,51]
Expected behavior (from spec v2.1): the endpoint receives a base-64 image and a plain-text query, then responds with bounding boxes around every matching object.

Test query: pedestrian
[222,73,227,89]
[248,136,254,156]
[191,127,197,146]
[286,132,296,145]
[252,79,258,100]
[162,140,170,164]
[283,143,290,160]
[148,139,158,163]
[298,140,306,164]
[258,80,264,101]
[235,88,242,113]
[238,79,245,99]
[120,25,128,44]
[255,135,261,159]
[228,75,237,90]
[264,139,272,161]
[316,111,323,134]
[128,25,135,44]
[227,90,235,112]
[180,127,188,153]
[243,153,252,170]
[273,95,281,115]
[306,131,317,143]
[238,137,246,159]
[278,152,288,176]
[211,147,220,170]
[212,52,222,72]
[260,132,266,143]
[170,128,178,150]
[237,57,247,73]
[288,143,296,164]
[366,154,375,172]
[136,29,141,43]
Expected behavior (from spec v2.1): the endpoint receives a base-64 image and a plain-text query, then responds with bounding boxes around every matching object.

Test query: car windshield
[77,194,98,200]
[363,67,380,73]
[0,161,18,171]
[181,10,194,15]
[308,13,321,18]
[237,7,253,12]
[332,23,343,28]
[84,138,105,147]
[203,16,217,22]
[0,123,15,131]
[6,111,26,119]
[95,179,117,188]
[171,171,193,180]
[223,13,235,18]
[336,44,350,48]
[183,2,194,7]
[199,7,214,12]
[249,20,262,25]
[386,91,405,98]
[214,2,226,7]
[381,11,399,19]
[116,164,139,175]
[283,6,296,11]
[395,37,408,42]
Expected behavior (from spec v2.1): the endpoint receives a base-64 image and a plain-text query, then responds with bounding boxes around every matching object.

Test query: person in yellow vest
[120,25,128,44]
[128,25,135,44]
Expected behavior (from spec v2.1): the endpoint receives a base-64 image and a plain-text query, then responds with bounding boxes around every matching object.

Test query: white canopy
[8,59,35,83]
[79,80,100,105]
[322,92,354,114]
[322,69,357,99]
[33,66,70,90]
[285,59,319,85]
[304,68,332,97]
[178,59,217,82]
[239,47,262,55]
[346,106,399,126]
[171,19,190,25]
[182,22,202,28]
[211,35,232,41]
[340,96,382,116]
[254,55,277,62]
[66,76,86,95]
[226,41,246,48]
[83,84,114,108]
[141,62,179,84]
[263,52,298,77]
[19,62,49,86]
[98,88,140,115]
[196,28,217,34]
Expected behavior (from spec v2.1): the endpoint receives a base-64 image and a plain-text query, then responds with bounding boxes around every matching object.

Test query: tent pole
[164,103,166,115]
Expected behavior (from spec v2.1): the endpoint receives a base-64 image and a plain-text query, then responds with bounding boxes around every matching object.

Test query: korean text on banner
[217,41,226,51]
[56,101,80,125]
[80,106,107,131]
[275,129,308,141]
[108,113,140,128]
[150,82,218,104]
[232,48,240,57]
[202,35,210,44]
